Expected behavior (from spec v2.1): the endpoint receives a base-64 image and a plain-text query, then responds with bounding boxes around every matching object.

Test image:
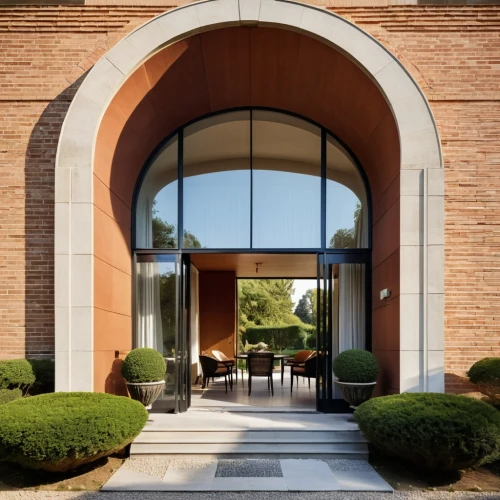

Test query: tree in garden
[328,201,362,249]
[152,201,201,248]
[294,289,317,326]
[238,279,296,331]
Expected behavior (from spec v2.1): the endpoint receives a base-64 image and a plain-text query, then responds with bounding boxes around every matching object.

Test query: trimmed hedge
[333,349,378,383]
[121,348,166,383]
[355,393,500,471]
[28,359,55,395]
[0,388,22,405]
[467,357,500,404]
[0,392,148,472]
[0,360,35,391]
[245,325,313,352]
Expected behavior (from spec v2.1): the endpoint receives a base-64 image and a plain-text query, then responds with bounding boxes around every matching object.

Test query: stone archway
[55,0,443,395]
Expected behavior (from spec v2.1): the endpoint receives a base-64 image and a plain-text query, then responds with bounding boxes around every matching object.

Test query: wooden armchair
[199,355,232,393]
[290,353,317,392]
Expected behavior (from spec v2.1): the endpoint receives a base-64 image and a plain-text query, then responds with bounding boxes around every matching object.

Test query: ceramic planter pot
[126,381,165,407]
[334,380,376,408]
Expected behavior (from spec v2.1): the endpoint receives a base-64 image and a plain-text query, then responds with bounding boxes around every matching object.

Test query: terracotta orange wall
[93,26,401,394]
[199,272,236,358]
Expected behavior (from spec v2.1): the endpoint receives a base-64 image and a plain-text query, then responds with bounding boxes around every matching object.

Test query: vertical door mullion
[178,129,184,249]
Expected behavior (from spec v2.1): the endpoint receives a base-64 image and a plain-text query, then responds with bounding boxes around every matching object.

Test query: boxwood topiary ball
[355,393,500,471]
[333,349,378,383]
[121,348,166,383]
[0,392,148,472]
[467,357,500,384]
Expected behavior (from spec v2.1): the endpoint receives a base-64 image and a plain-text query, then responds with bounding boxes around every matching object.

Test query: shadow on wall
[445,372,477,395]
[24,74,87,360]
[105,358,128,397]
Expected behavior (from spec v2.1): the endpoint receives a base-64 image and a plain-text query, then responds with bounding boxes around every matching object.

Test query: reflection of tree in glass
[159,269,176,356]
[329,201,361,249]
[152,200,201,248]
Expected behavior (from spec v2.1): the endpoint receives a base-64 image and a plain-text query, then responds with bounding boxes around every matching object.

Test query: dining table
[235,353,290,386]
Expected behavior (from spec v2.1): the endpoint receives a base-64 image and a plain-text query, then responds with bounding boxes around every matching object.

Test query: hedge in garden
[355,392,500,471]
[333,348,379,383]
[0,392,148,472]
[0,359,35,391]
[121,347,166,383]
[245,325,313,352]
[0,388,22,405]
[28,359,55,395]
[467,357,500,404]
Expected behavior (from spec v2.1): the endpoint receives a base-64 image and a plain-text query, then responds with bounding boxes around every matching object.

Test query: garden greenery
[121,348,166,383]
[467,357,500,404]
[0,392,148,472]
[0,359,36,391]
[333,349,378,383]
[355,393,500,471]
[244,324,315,352]
[0,388,22,405]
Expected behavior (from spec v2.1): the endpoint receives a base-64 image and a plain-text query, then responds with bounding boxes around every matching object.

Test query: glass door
[177,253,191,412]
[134,253,191,413]
[316,253,370,412]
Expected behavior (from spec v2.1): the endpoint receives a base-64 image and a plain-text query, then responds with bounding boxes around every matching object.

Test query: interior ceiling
[190,253,317,278]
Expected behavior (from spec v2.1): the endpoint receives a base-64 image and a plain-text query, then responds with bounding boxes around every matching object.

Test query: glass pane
[183,111,251,248]
[252,111,321,248]
[136,135,178,248]
[326,135,368,249]
[135,255,178,411]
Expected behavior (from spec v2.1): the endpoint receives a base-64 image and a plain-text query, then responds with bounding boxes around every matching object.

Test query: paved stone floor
[1,491,500,499]
[101,458,392,492]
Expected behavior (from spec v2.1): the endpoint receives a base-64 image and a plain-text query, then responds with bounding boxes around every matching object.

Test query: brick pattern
[0,3,499,392]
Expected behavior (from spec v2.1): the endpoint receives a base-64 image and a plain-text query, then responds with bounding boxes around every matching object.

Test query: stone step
[135,430,367,444]
[130,441,368,456]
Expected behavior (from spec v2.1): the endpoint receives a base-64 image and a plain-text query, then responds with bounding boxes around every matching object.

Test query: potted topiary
[121,348,166,408]
[333,348,378,408]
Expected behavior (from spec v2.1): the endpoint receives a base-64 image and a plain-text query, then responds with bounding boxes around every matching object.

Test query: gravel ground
[215,459,282,477]
[324,458,374,472]
[1,491,500,499]
[123,457,217,478]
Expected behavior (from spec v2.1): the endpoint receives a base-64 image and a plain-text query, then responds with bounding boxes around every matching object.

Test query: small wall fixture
[380,289,391,300]
[255,262,263,274]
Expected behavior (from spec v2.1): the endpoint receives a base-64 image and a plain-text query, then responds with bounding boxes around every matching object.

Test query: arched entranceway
[54,0,444,399]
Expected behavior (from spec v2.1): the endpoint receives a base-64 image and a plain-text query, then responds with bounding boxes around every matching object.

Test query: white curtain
[338,206,366,351]
[190,265,200,381]
[135,261,163,352]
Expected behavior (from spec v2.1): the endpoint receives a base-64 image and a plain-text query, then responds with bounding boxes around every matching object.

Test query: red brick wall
[0,2,499,393]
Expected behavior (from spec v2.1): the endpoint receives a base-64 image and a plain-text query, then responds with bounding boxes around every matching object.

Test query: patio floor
[191,366,317,411]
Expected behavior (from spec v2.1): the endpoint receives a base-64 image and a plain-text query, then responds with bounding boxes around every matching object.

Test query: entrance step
[130,411,368,459]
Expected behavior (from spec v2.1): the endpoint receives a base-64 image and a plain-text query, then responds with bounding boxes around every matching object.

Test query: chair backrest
[212,350,230,362]
[248,352,274,377]
[294,350,313,363]
[199,355,219,376]
[303,354,317,376]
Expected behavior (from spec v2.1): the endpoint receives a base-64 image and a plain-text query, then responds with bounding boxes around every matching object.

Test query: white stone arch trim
[55,0,444,393]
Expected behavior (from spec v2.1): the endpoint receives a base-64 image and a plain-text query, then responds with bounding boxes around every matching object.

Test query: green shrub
[355,393,500,471]
[28,359,55,395]
[0,360,36,391]
[468,357,500,384]
[0,388,22,405]
[121,348,166,383]
[467,357,500,404]
[333,349,378,383]
[0,392,148,472]
[245,325,312,352]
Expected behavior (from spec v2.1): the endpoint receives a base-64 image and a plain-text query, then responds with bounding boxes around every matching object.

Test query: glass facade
[135,109,368,251]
